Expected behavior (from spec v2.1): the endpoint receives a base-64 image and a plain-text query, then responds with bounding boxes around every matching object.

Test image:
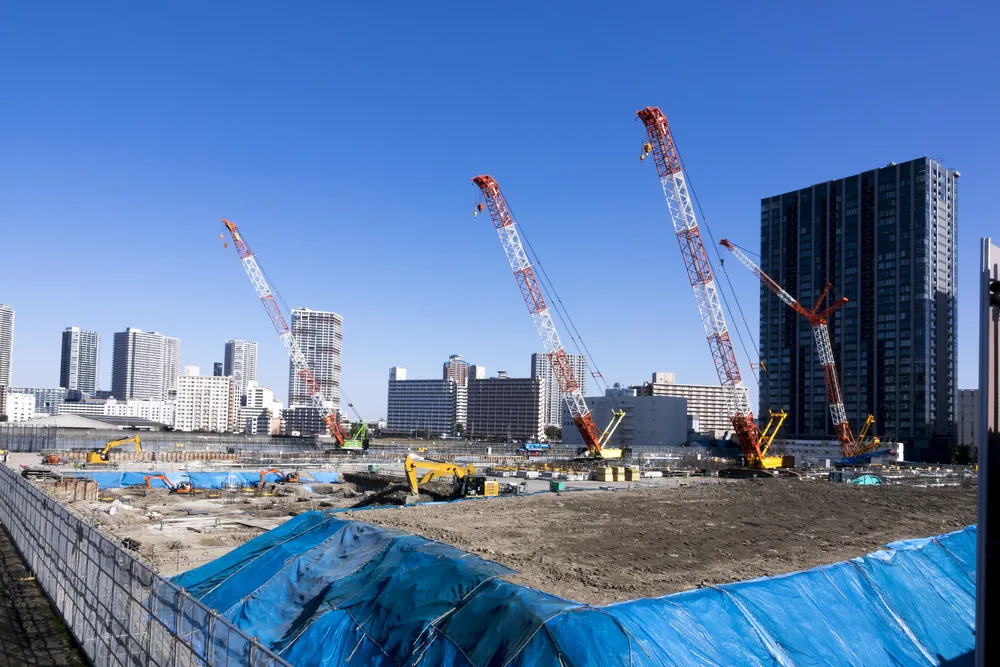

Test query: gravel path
[0,523,85,666]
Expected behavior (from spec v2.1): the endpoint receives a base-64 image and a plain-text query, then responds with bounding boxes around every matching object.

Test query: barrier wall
[0,464,290,666]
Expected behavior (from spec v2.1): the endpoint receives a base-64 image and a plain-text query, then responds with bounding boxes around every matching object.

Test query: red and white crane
[637,107,784,469]
[222,219,348,446]
[471,175,623,458]
[720,239,856,455]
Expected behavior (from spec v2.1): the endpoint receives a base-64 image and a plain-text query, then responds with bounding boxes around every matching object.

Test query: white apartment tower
[530,352,587,428]
[224,340,258,401]
[288,308,342,412]
[60,327,101,394]
[0,304,13,387]
[174,367,239,433]
[110,328,180,401]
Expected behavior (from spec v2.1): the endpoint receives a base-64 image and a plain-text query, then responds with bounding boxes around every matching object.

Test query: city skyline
[1,3,993,422]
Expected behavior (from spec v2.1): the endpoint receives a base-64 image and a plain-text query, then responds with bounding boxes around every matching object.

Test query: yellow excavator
[403,455,498,498]
[86,435,141,464]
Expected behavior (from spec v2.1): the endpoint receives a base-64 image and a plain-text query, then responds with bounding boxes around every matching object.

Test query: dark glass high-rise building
[759,158,958,462]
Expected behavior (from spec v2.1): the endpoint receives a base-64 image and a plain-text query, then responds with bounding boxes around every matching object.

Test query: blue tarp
[170,512,977,666]
[70,470,341,489]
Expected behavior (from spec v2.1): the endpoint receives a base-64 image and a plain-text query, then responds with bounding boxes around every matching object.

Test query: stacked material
[166,512,976,666]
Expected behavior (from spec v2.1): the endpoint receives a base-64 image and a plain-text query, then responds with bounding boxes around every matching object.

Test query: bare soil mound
[349,479,976,605]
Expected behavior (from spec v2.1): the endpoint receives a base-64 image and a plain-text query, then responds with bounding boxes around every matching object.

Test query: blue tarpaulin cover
[70,470,341,489]
[169,512,977,666]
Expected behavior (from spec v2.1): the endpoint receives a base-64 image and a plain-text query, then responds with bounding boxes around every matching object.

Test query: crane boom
[222,219,347,445]
[471,175,607,456]
[637,107,770,465]
[720,239,855,455]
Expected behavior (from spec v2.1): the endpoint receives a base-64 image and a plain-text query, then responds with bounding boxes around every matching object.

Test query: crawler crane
[472,175,625,459]
[223,219,357,449]
[720,239,867,459]
[637,107,787,472]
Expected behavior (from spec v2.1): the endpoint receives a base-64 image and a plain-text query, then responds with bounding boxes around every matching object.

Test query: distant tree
[456,422,465,435]
[0,414,7,422]
[544,425,562,441]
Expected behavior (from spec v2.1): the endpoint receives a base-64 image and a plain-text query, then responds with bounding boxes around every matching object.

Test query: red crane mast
[222,219,348,445]
[637,107,776,466]
[471,175,608,456]
[720,240,855,455]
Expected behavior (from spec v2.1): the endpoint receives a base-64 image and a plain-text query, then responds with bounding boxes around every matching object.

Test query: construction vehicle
[342,422,370,450]
[258,468,300,485]
[403,455,498,498]
[144,474,193,494]
[223,219,361,450]
[43,454,62,465]
[85,435,141,465]
[720,240,887,465]
[472,175,626,460]
[517,442,552,457]
[637,107,789,474]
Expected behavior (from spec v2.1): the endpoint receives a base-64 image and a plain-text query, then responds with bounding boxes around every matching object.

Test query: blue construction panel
[71,469,341,489]
[172,513,977,666]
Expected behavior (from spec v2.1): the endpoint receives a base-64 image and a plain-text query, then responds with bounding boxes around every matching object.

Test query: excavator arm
[403,455,476,496]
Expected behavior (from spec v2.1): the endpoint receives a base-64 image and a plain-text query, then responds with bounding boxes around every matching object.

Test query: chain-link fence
[0,422,57,451]
[0,464,291,666]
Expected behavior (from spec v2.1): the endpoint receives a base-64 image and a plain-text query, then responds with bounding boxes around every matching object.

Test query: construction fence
[0,464,290,667]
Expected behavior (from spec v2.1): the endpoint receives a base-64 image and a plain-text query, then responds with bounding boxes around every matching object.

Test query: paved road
[0,523,85,666]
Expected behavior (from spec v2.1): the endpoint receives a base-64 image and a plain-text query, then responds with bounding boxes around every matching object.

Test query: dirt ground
[348,479,978,605]
[82,484,362,575]
[0,524,85,666]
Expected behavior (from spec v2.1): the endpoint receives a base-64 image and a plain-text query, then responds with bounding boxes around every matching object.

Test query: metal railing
[0,464,291,666]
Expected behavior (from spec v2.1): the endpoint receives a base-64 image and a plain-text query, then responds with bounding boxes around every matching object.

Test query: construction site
[0,105,979,665]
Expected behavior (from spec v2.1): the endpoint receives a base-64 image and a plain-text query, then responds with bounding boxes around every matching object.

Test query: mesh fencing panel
[0,465,291,666]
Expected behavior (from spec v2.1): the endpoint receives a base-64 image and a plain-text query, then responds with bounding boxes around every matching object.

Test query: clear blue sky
[1,1,996,418]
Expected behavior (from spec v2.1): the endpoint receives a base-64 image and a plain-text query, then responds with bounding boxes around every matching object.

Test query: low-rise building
[243,382,283,435]
[281,406,325,436]
[561,385,688,449]
[7,387,68,416]
[386,367,465,437]
[3,392,37,422]
[637,372,731,438]
[467,374,544,442]
[59,398,175,426]
[174,369,239,433]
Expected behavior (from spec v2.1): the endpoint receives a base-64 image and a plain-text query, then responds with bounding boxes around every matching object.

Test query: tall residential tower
[759,158,958,461]
[111,328,180,401]
[0,305,13,386]
[287,308,342,412]
[60,327,101,394]
[223,340,258,402]
[530,352,587,428]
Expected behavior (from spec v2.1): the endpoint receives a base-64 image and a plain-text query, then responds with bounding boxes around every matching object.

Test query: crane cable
[665,136,767,388]
[230,223,362,422]
[488,192,620,415]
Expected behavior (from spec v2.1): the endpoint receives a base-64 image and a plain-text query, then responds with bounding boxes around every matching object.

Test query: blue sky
[1,1,996,418]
